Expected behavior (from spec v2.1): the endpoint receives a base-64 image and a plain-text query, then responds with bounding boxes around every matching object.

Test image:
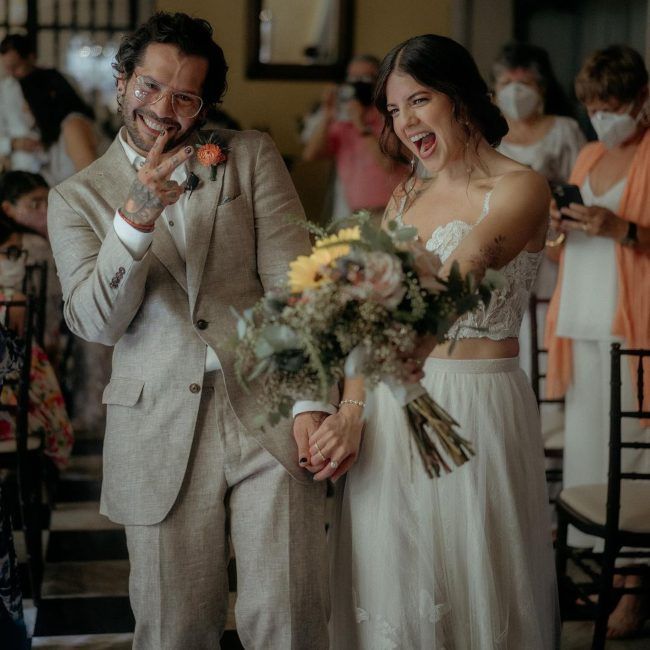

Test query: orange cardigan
[545,129,650,411]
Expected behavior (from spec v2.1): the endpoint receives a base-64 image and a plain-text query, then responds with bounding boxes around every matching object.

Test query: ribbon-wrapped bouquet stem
[234,213,503,477]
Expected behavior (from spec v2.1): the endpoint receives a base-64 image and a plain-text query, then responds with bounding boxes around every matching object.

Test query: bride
[307,34,560,649]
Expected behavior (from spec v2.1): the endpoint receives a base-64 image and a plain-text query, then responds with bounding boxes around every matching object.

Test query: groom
[47,12,331,649]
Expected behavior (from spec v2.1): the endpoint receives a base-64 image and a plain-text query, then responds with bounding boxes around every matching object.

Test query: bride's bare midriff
[430,337,520,360]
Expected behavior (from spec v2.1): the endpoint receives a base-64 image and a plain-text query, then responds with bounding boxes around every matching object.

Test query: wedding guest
[47,12,330,648]
[303,54,405,219]
[492,42,586,378]
[315,33,559,649]
[0,171,61,349]
[0,34,99,184]
[0,71,44,174]
[493,42,585,184]
[301,55,381,220]
[545,43,650,638]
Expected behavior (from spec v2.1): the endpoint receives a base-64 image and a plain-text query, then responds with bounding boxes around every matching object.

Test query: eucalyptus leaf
[248,357,272,381]
[254,337,275,359]
[263,324,299,350]
[393,225,419,241]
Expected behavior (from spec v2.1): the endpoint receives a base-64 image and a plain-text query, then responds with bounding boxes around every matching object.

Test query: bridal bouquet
[234,213,502,477]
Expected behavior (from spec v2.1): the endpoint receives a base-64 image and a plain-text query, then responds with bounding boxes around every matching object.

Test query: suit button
[189,383,201,394]
[196,319,208,330]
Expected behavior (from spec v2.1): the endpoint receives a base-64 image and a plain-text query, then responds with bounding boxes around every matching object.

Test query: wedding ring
[330,460,339,470]
[314,441,326,461]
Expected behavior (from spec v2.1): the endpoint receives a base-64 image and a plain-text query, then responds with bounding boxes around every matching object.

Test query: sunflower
[314,226,361,260]
[288,248,335,293]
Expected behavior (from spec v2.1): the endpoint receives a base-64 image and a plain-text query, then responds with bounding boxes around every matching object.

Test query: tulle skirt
[329,357,560,649]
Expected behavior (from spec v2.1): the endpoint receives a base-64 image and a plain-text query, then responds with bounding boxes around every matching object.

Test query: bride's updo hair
[374,34,509,166]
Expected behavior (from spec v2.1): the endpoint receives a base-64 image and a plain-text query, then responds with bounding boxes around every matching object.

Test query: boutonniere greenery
[196,131,229,181]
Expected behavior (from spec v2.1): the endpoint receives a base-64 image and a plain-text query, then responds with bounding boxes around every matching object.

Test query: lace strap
[477,189,493,223]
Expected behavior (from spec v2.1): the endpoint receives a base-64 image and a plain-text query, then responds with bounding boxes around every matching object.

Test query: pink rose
[347,251,406,309]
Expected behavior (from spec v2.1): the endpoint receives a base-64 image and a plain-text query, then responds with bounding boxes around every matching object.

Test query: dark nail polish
[185,146,193,154]
[299,457,308,465]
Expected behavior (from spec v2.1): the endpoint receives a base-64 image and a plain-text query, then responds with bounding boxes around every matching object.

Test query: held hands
[308,405,364,482]
[293,411,330,473]
[556,202,627,240]
[121,129,194,228]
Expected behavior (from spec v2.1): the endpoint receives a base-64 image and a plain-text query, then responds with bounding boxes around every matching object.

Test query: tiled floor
[14,436,649,649]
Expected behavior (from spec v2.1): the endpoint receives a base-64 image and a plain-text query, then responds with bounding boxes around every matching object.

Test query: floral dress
[0,290,73,471]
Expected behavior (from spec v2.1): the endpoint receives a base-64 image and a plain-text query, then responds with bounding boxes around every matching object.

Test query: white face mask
[590,106,639,149]
[496,82,542,120]
[0,257,26,288]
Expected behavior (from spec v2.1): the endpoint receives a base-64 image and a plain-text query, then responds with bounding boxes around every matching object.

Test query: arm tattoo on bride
[469,235,506,276]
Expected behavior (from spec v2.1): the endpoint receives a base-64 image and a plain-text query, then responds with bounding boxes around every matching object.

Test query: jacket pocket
[102,378,145,406]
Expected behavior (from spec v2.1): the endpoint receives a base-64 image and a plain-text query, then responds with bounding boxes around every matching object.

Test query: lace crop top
[395,190,543,340]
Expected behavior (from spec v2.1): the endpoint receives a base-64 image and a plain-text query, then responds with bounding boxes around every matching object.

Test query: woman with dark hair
[0,34,100,184]
[0,171,61,347]
[316,35,559,648]
[0,172,73,473]
[546,44,650,638]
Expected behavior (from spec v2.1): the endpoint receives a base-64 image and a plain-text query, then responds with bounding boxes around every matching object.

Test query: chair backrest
[22,261,47,347]
[528,293,565,406]
[606,343,650,535]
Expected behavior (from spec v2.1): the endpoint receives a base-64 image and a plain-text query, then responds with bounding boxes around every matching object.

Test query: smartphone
[551,182,583,219]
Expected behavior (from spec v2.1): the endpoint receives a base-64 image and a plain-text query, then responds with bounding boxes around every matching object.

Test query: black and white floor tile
[13,436,649,649]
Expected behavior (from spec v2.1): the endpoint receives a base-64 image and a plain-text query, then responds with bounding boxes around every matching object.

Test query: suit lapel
[184,144,225,312]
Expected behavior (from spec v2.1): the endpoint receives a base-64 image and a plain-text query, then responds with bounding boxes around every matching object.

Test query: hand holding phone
[550,183,583,220]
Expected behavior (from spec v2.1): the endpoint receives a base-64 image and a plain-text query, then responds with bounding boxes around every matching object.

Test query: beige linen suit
[48,129,329,649]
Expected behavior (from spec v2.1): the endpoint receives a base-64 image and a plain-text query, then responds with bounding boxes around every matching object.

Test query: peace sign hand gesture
[120,129,195,228]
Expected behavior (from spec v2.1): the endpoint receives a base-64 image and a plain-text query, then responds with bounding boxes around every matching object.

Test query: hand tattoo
[122,177,165,226]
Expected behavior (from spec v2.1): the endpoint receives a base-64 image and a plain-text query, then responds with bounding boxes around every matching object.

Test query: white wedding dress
[329,192,560,649]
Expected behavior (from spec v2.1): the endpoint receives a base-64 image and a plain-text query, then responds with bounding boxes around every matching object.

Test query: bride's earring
[411,156,417,173]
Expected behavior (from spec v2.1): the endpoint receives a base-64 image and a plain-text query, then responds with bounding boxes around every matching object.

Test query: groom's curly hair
[113,12,228,106]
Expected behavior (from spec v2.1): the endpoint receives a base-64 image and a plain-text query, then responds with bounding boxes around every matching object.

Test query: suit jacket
[48,129,312,525]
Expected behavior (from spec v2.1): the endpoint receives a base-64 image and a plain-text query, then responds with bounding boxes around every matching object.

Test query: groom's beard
[122,103,202,155]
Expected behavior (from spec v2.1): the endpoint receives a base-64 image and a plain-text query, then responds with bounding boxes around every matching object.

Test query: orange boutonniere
[195,131,229,181]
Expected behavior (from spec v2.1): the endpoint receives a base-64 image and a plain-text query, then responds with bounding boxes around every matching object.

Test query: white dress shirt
[112,130,336,416]
[0,75,46,172]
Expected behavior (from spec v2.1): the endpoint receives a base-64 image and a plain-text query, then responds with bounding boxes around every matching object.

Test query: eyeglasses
[133,75,204,119]
[0,246,27,261]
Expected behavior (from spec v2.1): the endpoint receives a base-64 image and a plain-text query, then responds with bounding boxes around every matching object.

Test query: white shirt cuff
[113,211,153,260]
[292,400,338,419]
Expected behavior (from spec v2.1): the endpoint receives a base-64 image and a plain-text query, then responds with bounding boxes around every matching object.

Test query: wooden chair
[22,261,48,348]
[0,297,45,604]
[555,343,650,650]
[529,294,565,491]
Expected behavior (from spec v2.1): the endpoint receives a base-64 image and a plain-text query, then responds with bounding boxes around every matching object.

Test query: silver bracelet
[339,399,365,409]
